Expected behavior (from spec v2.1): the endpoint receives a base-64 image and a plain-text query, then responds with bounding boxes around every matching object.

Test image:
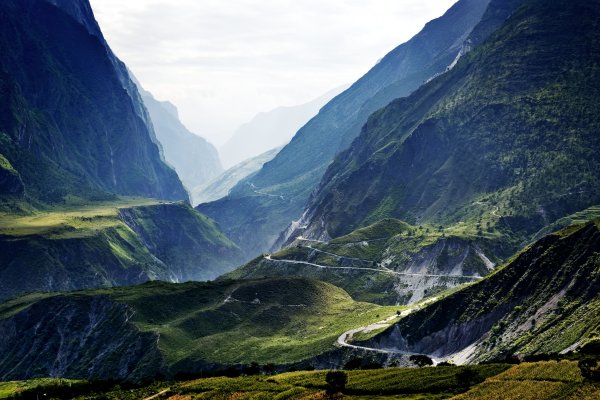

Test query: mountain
[298,0,600,249]
[198,0,494,259]
[226,218,510,305]
[0,278,393,381]
[361,218,600,364]
[193,146,281,205]
[219,86,347,169]
[0,200,244,302]
[137,83,224,197]
[0,0,187,203]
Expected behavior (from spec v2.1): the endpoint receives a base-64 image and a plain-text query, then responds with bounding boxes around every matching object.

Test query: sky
[90,0,457,146]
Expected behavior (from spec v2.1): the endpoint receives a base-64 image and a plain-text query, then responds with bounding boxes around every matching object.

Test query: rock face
[0,296,163,382]
[362,221,600,362]
[199,0,493,259]
[0,0,188,202]
[138,84,224,199]
[0,227,171,302]
[300,0,600,242]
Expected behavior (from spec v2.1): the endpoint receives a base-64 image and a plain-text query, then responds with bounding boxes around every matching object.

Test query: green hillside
[361,219,600,363]
[198,0,494,259]
[0,200,243,302]
[226,218,509,305]
[301,0,600,245]
[0,278,399,381]
[3,361,599,399]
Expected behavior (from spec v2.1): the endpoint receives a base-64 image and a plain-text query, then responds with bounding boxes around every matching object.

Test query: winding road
[263,255,481,280]
[142,388,170,400]
[336,297,441,361]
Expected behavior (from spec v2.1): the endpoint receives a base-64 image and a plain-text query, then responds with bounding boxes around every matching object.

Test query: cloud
[90,0,457,145]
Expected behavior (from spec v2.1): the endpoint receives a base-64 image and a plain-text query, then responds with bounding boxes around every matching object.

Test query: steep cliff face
[199,0,493,259]
[301,0,600,242]
[0,225,172,302]
[362,221,600,363]
[0,0,187,202]
[0,295,163,382]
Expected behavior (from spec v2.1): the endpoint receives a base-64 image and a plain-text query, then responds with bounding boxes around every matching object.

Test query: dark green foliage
[456,367,481,387]
[325,371,348,397]
[410,355,434,368]
[303,0,600,247]
[578,359,600,382]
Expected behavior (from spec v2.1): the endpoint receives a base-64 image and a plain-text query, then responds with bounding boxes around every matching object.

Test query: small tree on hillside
[325,370,348,399]
[578,358,600,381]
[409,354,433,367]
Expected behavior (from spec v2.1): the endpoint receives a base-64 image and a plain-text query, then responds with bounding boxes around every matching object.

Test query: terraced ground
[1,361,598,399]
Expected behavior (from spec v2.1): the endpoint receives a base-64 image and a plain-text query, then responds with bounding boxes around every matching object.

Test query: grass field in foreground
[1,361,597,399]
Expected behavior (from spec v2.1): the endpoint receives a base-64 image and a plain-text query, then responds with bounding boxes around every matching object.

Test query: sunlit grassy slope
[0,198,243,301]
[0,197,161,239]
[4,361,596,399]
[0,278,400,375]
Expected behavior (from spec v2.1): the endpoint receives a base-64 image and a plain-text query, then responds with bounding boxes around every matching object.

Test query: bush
[409,355,433,367]
[325,371,348,398]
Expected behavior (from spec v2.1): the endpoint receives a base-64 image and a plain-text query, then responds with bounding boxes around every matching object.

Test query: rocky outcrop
[0,295,163,382]
[0,226,172,303]
[361,222,600,362]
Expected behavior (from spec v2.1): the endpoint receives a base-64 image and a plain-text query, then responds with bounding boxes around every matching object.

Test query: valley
[0,0,599,397]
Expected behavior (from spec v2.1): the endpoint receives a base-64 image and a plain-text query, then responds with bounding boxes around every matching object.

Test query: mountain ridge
[199,0,493,259]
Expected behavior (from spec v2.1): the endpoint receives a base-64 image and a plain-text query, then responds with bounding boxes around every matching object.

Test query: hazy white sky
[90,0,457,145]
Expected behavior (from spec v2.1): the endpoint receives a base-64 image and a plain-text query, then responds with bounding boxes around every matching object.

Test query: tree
[409,354,433,367]
[578,358,600,381]
[325,370,348,398]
